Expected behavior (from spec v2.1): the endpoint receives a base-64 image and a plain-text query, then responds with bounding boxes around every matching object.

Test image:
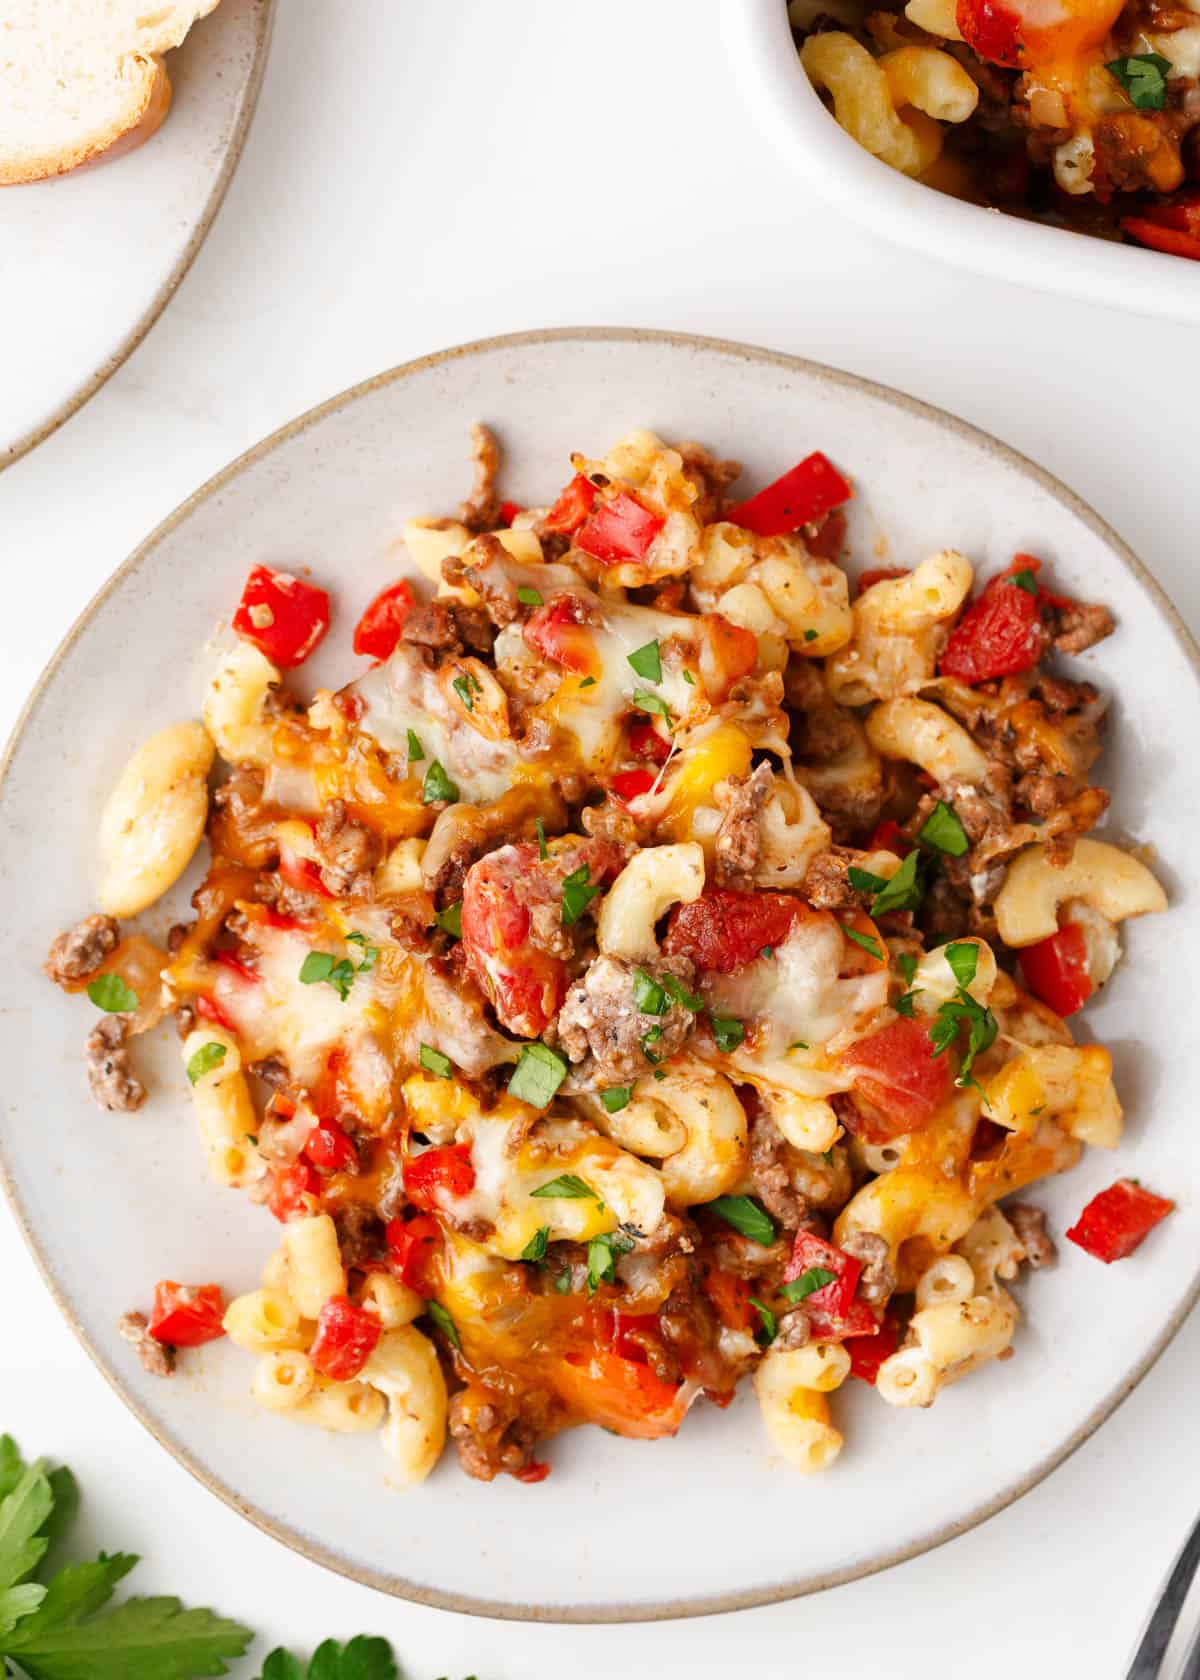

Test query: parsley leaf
[530,1172,598,1201]
[748,1297,776,1345]
[781,1266,837,1303]
[846,866,887,896]
[944,940,979,990]
[682,669,696,685]
[918,800,968,858]
[929,988,998,1087]
[345,932,378,973]
[1009,568,1039,595]
[521,1227,550,1263]
[633,969,667,1015]
[600,1085,633,1113]
[662,974,703,1012]
[85,975,138,1014]
[255,1639,400,1680]
[434,901,463,939]
[185,1043,227,1086]
[627,640,662,683]
[869,849,924,914]
[451,672,481,712]
[418,1044,453,1080]
[424,1302,460,1350]
[508,1042,568,1108]
[578,676,597,689]
[707,1194,776,1245]
[894,989,918,1018]
[710,1014,745,1053]
[803,628,819,643]
[1106,51,1171,108]
[517,586,543,607]
[631,691,671,721]
[422,760,459,805]
[840,923,883,961]
[897,952,918,985]
[586,1231,635,1294]
[553,1267,573,1294]
[406,728,425,762]
[298,952,356,1001]
[560,864,600,927]
[535,817,548,861]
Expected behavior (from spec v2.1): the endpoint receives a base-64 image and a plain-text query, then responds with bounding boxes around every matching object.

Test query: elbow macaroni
[181,1027,256,1186]
[866,695,990,783]
[362,1326,448,1486]
[995,839,1167,947]
[754,1344,849,1472]
[98,722,214,916]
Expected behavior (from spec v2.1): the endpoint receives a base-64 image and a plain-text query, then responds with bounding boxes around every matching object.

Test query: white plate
[724,0,1200,324]
[1,329,1196,1622]
[0,0,272,472]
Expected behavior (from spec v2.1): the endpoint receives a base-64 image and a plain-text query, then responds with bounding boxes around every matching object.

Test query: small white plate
[1,329,1196,1622]
[0,0,272,472]
[724,0,1200,324]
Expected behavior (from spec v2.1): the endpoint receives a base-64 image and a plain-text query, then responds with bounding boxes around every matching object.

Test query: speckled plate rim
[2,327,1198,1623]
[0,0,275,476]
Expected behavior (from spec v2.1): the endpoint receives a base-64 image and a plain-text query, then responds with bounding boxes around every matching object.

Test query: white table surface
[3,2,1198,1674]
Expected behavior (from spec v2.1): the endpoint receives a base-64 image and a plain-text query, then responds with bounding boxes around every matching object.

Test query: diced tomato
[304,1118,359,1175]
[499,500,524,526]
[196,993,236,1032]
[309,1295,382,1380]
[279,846,334,900]
[628,718,672,764]
[1065,1178,1174,1263]
[386,1214,443,1295]
[866,818,904,852]
[663,888,808,974]
[543,474,597,535]
[576,492,665,566]
[804,506,847,561]
[1019,921,1093,1017]
[352,580,414,661]
[232,564,330,669]
[1119,191,1200,236]
[1120,219,1200,262]
[610,768,658,803]
[858,566,909,596]
[522,593,598,676]
[515,1459,552,1483]
[955,0,1025,62]
[724,451,853,539]
[597,1309,665,1365]
[839,1018,954,1136]
[552,1347,686,1439]
[404,1144,476,1211]
[267,1161,321,1223]
[700,613,760,697]
[701,1265,757,1334]
[846,1317,898,1382]
[806,1296,880,1344]
[939,559,1045,684]
[784,1231,862,1321]
[149,1281,226,1348]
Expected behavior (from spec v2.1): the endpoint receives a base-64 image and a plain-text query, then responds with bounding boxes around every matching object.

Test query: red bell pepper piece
[610,767,658,803]
[628,718,672,765]
[403,1144,476,1211]
[602,1309,665,1364]
[543,474,597,535]
[576,493,665,565]
[784,1231,862,1320]
[386,1214,443,1294]
[149,1281,226,1347]
[499,500,524,526]
[724,452,853,539]
[846,1317,898,1382]
[806,1296,880,1344]
[309,1295,382,1380]
[232,564,330,669]
[939,558,1045,684]
[267,1161,321,1223]
[1065,1178,1174,1262]
[839,1018,954,1136]
[303,1117,359,1175]
[663,888,807,974]
[803,506,847,561]
[352,579,414,661]
[1019,921,1093,1017]
[1120,219,1200,261]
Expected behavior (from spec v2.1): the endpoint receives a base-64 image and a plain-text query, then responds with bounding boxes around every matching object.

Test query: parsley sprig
[928,941,997,1088]
[847,848,924,916]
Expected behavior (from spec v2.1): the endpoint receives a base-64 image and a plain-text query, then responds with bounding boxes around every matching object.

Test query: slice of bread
[0,1,222,186]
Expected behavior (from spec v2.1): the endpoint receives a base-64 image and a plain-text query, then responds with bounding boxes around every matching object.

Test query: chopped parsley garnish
[944,940,979,990]
[663,974,704,1012]
[418,1043,453,1079]
[840,923,883,961]
[929,960,998,1087]
[781,1265,837,1303]
[710,1014,745,1053]
[422,759,459,805]
[425,1300,461,1350]
[683,668,696,685]
[186,1041,227,1084]
[894,989,918,1017]
[578,675,597,688]
[641,1027,663,1063]
[1009,568,1040,595]
[633,969,668,1015]
[535,816,548,860]
[508,1042,569,1108]
[530,1172,598,1201]
[298,951,357,1001]
[553,1267,573,1294]
[789,1040,809,1050]
[749,1296,777,1345]
[760,946,774,959]
[627,639,662,683]
[601,1085,633,1112]
[561,863,600,926]
[452,671,481,712]
[345,931,379,972]
[631,690,671,721]
[803,628,819,642]
[1106,51,1171,108]
[521,1226,550,1262]
[86,973,138,1013]
[406,727,425,762]
[918,799,969,857]
[434,900,463,939]
[517,585,544,606]
[586,1230,635,1293]
[894,954,922,1016]
[707,1194,776,1246]
[849,848,924,915]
